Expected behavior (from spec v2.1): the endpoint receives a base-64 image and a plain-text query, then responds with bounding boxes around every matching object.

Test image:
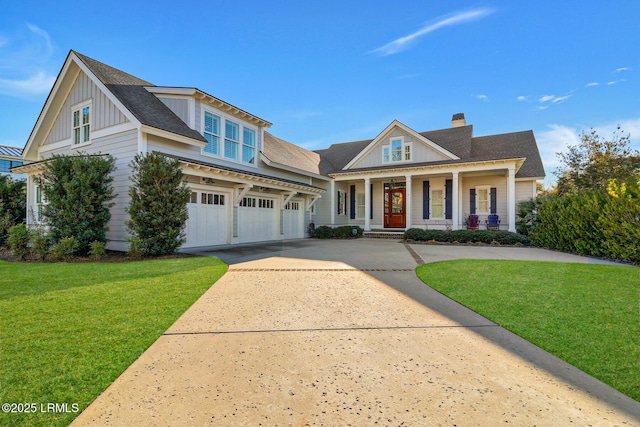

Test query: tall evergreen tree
[35,153,116,254]
[126,152,191,256]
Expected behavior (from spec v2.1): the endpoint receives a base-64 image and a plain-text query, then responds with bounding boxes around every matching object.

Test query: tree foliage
[126,152,191,256]
[0,175,26,245]
[35,153,116,255]
[555,126,640,195]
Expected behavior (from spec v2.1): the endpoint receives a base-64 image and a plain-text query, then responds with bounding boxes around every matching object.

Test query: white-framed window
[240,197,256,208]
[356,192,365,219]
[431,188,444,219]
[340,190,347,215]
[203,112,221,156]
[202,109,257,166]
[201,192,225,205]
[224,120,239,161]
[285,201,300,210]
[72,102,91,145]
[35,184,47,222]
[258,198,274,209]
[476,185,491,214]
[242,128,256,164]
[382,137,411,163]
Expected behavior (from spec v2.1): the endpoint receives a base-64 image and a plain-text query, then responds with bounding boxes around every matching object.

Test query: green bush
[313,225,363,239]
[8,223,31,260]
[89,240,107,260]
[313,225,334,238]
[31,231,51,261]
[36,153,116,255]
[126,152,191,256]
[127,235,144,259]
[50,237,78,262]
[403,228,528,245]
[599,178,640,262]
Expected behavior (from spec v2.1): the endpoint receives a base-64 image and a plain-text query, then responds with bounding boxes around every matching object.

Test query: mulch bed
[0,248,195,263]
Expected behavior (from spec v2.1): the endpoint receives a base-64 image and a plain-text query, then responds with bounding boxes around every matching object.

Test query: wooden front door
[384,187,406,228]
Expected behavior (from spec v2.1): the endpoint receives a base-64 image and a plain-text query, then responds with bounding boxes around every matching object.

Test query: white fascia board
[259,152,330,181]
[22,54,79,160]
[141,125,206,148]
[516,176,545,181]
[342,119,460,170]
[144,86,197,96]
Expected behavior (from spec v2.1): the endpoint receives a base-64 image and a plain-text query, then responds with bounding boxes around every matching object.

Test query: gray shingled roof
[160,152,324,191]
[262,132,321,175]
[73,52,206,143]
[0,145,22,157]
[316,125,545,178]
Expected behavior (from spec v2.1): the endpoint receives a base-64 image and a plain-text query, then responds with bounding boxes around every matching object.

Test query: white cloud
[585,82,599,87]
[0,71,56,96]
[613,67,631,73]
[539,95,555,102]
[551,95,571,104]
[517,95,527,101]
[0,24,57,98]
[370,8,495,56]
[475,94,488,101]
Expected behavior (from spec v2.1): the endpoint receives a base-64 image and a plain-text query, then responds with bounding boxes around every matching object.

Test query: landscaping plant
[126,152,191,256]
[35,153,116,255]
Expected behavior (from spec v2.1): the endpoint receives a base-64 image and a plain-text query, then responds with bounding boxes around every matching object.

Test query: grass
[0,256,227,427]
[416,260,640,401]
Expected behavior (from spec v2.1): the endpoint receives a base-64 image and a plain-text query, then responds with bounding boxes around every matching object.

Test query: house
[1,145,25,179]
[14,51,544,251]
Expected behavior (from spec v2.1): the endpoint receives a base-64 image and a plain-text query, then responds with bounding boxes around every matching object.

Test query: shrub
[8,223,31,260]
[36,153,116,255]
[89,241,106,260]
[313,225,364,239]
[313,225,334,239]
[403,228,528,245]
[0,176,27,244]
[50,237,78,262]
[31,231,51,261]
[126,153,191,256]
[127,236,144,259]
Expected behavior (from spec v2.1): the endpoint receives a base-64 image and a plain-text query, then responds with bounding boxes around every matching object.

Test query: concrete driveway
[71,239,640,426]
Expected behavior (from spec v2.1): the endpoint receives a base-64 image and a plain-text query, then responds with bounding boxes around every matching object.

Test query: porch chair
[465,214,479,230]
[486,214,500,231]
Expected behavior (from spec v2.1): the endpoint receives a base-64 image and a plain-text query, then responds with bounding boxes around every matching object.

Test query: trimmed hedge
[529,179,640,263]
[314,225,364,239]
[404,228,529,245]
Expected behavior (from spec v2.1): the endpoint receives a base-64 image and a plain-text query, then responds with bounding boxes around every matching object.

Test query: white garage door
[184,191,228,248]
[283,200,304,239]
[238,196,277,243]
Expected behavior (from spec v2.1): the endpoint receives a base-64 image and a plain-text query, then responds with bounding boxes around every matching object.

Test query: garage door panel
[238,196,277,244]
[184,191,228,248]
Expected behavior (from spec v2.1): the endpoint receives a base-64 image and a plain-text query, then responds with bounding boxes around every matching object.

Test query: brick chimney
[451,113,466,127]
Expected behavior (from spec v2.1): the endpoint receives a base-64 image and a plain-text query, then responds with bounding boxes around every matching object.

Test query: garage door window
[285,202,300,210]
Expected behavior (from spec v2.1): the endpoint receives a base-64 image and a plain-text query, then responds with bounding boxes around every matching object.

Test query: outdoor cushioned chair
[486,214,500,231]
[465,214,479,230]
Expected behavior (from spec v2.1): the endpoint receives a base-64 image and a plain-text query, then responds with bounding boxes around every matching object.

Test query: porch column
[330,180,336,226]
[364,177,371,231]
[452,171,459,230]
[507,167,516,232]
[405,175,412,229]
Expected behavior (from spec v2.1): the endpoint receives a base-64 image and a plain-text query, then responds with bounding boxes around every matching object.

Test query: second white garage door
[184,190,229,248]
[283,200,304,239]
[238,196,277,243]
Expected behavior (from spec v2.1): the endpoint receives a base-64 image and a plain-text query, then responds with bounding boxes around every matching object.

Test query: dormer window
[72,102,91,145]
[382,137,411,163]
[202,108,258,166]
[203,111,221,155]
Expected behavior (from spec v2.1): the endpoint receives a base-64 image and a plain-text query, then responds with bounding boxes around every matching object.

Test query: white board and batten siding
[43,71,129,148]
[352,128,450,169]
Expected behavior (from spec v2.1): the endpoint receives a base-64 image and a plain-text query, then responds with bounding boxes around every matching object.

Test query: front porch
[329,160,522,233]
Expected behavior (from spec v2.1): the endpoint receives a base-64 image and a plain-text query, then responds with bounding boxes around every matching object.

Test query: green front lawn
[416,260,640,401]
[0,257,227,427]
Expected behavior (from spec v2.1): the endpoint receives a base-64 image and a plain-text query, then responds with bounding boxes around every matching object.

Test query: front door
[384,187,406,228]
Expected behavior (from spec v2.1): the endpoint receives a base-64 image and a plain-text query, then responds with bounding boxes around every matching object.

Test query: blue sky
[1,1,639,186]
